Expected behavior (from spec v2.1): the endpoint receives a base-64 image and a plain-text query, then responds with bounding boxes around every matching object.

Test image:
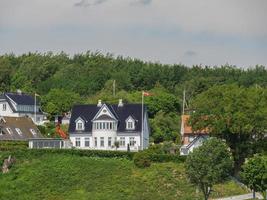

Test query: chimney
[97,100,102,107]
[17,89,22,95]
[118,99,123,107]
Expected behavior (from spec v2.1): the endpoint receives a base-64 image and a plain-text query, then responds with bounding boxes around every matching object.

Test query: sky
[0,0,267,67]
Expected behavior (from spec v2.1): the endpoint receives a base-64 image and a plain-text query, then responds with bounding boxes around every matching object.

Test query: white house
[68,99,150,151]
[0,91,47,125]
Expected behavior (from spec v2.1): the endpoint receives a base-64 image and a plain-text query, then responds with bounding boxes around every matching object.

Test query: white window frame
[6,128,12,134]
[75,137,81,147]
[76,120,84,131]
[129,137,136,146]
[94,137,97,147]
[126,116,135,130]
[15,128,22,135]
[30,128,36,135]
[85,137,90,147]
[100,137,104,147]
[108,137,112,147]
[119,137,125,147]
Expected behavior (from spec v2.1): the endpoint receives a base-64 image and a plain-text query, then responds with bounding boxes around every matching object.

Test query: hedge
[0,141,28,151]
[0,149,136,160]
[148,153,186,163]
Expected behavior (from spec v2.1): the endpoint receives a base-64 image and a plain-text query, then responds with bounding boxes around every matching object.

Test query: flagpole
[141,91,144,150]
[34,93,36,123]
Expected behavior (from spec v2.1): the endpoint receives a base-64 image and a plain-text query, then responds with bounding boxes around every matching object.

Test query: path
[214,193,263,200]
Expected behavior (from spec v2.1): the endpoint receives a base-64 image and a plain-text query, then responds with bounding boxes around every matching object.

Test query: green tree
[42,89,82,118]
[150,111,180,143]
[185,138,233,200]
[240,154,267,198]
[190,84,267,171]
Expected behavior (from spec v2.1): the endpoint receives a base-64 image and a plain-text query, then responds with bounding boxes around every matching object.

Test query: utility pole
[182,89,186,115]
[113,80,116,97]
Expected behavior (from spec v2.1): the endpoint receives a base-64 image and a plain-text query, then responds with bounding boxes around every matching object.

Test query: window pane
[108,137,112,147]
[85,138,90,147]
[100,137,104,147]
[94,137,97,147]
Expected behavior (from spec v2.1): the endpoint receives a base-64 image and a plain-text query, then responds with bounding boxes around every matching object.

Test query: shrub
[133,151,151,168]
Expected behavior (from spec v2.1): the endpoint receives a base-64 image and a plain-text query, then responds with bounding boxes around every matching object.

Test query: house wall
[0,101,18,117]
[69,134,140,151]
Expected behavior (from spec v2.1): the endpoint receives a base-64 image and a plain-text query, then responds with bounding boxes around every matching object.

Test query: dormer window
[30,128,36,135]
[127,121,133,129]
[15,128,22,135]
[75,117,85,131]
[126,116,135,130]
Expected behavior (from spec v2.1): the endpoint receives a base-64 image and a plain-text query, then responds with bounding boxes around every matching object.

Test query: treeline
[1,51,267,143]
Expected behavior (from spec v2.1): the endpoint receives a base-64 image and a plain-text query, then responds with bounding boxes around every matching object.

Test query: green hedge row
[0,141,28,151]
[0,148,186,163]
[1,149,135,160]
[148,153,186,163]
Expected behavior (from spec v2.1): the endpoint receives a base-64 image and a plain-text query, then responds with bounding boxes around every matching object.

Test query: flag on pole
[143,91,152,96]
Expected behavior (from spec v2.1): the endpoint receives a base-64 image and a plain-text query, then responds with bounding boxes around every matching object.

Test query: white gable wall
[0,101,19,117]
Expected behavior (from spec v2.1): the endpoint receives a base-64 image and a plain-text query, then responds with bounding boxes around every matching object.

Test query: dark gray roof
[5,92,38,105]
[69,104,146,133]
[0,92,43,114]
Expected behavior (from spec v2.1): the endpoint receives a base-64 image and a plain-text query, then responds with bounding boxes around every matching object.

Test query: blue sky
[0,0,267,67]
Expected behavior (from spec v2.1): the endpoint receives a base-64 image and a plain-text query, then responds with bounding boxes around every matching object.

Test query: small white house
[0,91,47,125]
[68,100,150,151]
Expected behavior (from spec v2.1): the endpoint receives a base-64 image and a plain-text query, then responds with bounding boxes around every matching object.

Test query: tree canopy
[190,84,267,170]
[185,138,233,200]
[240,154,267,197]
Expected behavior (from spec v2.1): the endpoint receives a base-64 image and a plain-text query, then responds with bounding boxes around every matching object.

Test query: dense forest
[1,51,267,147]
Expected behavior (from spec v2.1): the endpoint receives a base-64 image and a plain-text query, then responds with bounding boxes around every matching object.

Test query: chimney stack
[118,99,123,107]
[17,89,22,95]
[97,100,102,107]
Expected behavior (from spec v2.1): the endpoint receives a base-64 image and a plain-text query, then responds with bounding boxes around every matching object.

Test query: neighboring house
[0,91,47,125]
[55,112,71,125]
[68,99,150,151]
[180,114,209,155]
[0,116,43,141]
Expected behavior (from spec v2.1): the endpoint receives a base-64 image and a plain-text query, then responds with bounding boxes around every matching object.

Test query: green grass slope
[0,153,247,200]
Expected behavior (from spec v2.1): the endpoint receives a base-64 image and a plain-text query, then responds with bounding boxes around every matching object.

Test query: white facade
[0,96,47,125]
[69,135,140,151]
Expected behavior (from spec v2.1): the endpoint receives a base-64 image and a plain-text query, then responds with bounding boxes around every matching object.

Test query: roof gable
[92,104,118,121]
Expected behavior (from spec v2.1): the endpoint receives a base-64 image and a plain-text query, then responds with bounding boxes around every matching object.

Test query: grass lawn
[0,153,248,200]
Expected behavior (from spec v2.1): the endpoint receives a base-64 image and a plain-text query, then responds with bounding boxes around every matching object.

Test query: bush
[133,151,151,168]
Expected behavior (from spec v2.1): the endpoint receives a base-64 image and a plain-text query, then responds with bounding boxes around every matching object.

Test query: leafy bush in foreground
[133,151,151,168]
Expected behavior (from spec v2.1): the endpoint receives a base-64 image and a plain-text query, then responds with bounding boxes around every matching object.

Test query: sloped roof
[0,116,43,141]
[0,92,44,114]
[69,104,146,133]
[181,115,209,135]
[5,92,38,105]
